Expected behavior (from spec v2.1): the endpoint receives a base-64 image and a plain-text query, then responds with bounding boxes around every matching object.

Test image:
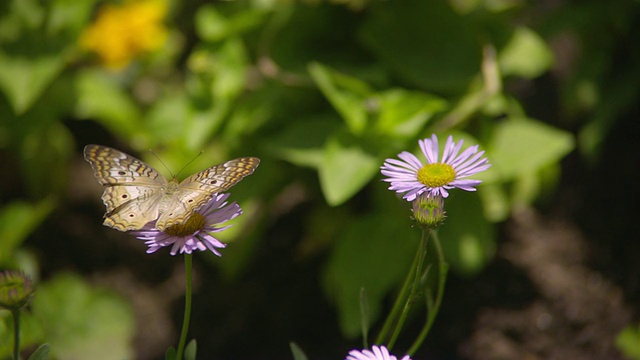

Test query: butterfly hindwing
[101,185,164,231]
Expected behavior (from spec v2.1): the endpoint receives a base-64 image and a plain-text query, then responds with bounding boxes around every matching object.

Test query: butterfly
[84,144,259,232]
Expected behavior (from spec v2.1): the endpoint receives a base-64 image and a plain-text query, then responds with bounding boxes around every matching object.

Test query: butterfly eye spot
[209,180,218,184]
[118,171,127,175]
[187,199,194,203]
[128,213,135,218]
[121,194,128,199]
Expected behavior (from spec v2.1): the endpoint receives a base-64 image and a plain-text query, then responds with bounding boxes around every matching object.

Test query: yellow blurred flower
[80,0,169,70]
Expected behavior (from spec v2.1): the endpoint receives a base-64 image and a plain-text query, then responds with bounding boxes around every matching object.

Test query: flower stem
[176,253,193,360]
[376,229,430,348]
[12,309,20,360]
[407,231,448,355]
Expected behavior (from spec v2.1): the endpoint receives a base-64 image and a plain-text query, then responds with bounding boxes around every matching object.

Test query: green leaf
[319,134,379,206]
[0,43,67,114]
[438,191,496,276]
[309,62,372,135]
[360,0,481,94]
[266,115,339,168]
[489,119,575,181]
[0,0,92,114]
[31,273,135,360]
[28,343,50,360]
[499,27,554,78]
[374,88,447,139]
[165,347,177,360]
[323,213,418,337]
[289,342,309,360]
[145,92,190,147]
[195,5,266,42]
[0,198,55,264]
[74,69,143,142]
[184,340,197,360]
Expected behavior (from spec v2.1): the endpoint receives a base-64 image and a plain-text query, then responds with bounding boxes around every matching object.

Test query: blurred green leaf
[289,342,309,360]
[0,45,67,114]
[195,5,266,42]
[374,88,447,139]
[184,340,197,360]
[323,213,418,337]
[319,134,379,206]
[499,27,554,78]
[165,347,177,360]
[74,69,143,142]
[145,91,190,147]
[0,198,55,264]
[438,191,496,276]
[489,119,574,181]
[28,343,50,360]
[0,0,92,114]
[267,115,339,168]
[20,121,75,199]
[31,273,135,360]
[309,62,372,135]
[360,0,482,94]
[617,324,640,360]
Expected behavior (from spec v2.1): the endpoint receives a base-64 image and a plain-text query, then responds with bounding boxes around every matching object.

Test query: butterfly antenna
[174,150,205,179]
[149,149,176,178]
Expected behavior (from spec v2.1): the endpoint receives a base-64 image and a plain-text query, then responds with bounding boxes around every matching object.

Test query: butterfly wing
[84,144,167,231]
[155,157,260,230]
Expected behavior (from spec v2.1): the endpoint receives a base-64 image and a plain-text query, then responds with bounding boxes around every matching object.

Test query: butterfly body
[84,144,259,232]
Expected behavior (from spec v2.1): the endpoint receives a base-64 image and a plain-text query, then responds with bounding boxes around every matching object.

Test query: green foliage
[30,273,135,360]
[0,199,55,265]
[0,0,634,353]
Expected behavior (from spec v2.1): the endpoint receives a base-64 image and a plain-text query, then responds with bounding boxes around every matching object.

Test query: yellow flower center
[417,163,456,187]
[164,213,206,237]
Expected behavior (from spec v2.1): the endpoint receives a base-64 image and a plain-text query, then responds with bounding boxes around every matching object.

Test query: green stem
[376,229,430,347]
[176,253,193,360]
[407,231,448,355]
[12,309,20,360]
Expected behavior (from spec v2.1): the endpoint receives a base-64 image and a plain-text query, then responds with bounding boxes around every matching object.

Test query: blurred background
[1,0,639,358]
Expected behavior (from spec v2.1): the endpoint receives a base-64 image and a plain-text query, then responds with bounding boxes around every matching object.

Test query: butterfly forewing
[84,145,165,186]
[84,145,260,232]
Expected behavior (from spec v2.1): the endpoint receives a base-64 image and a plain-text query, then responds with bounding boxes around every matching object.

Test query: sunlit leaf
[319,134,379,206]
[499,27,554,78]
[309,62,372,135]
[489,119,574,181]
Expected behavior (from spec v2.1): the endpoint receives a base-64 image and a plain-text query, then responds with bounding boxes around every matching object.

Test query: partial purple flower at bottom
[131,193,241,256]
[346,345,411,360]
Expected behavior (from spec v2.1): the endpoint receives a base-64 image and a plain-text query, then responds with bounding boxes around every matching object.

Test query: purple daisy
[381,134,491,201]
[346,345,411,360]
[131,193,241,256]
